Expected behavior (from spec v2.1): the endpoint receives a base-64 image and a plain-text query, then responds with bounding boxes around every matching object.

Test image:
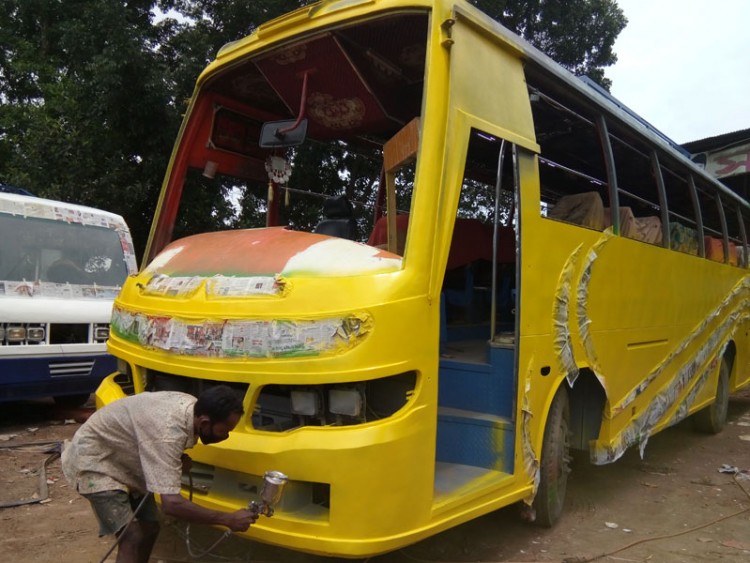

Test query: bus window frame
[596,115,619,235]
[687,174,706,258]
[650,150,671,248]
[736,206,749,268]
[715,191,730,263]
[606,120,671,248]
[383,118,420,255]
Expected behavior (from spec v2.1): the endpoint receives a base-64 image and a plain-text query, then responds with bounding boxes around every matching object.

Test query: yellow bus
[98,0,750,557]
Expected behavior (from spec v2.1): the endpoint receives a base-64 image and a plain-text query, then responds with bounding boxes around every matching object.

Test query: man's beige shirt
[62,391,198,495]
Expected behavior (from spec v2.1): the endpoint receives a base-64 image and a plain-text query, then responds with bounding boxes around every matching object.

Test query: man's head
[194,385,245,445]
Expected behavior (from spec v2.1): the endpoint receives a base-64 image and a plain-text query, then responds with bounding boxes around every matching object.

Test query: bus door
[434,130,521,501]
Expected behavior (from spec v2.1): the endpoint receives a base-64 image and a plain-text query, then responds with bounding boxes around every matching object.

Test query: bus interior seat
[604,207,663,244]
[367,213,409,255]
[313,196,357,240]
[442,221,517,333]
[705,236,738,265]
[632,216,662,244]
[670,222,699,255]
[548,191,605,230]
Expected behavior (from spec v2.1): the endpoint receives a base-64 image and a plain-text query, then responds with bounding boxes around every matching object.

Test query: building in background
[685,128,750,201]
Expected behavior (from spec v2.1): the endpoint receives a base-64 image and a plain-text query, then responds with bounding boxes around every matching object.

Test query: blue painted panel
[0,354,116,402]
[438,346,515,416]
[436,413,514,472]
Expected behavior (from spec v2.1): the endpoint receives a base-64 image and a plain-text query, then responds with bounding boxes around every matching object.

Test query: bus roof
[0,191,128,225]
[0,183,34,196]
[450,2,749,208]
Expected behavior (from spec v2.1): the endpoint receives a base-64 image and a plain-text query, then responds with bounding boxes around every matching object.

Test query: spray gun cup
[251,470,288,517]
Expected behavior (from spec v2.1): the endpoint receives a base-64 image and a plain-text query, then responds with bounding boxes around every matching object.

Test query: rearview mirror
[259,118,308,148]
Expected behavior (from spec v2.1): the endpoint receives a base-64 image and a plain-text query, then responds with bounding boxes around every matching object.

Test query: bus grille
[49,360,95,377]
[0,322,109,345]
[49,323,90,344]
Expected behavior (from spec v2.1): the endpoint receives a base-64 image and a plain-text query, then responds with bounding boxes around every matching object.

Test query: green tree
[0,0,179,259]
[0,0,627,259]
[470,0,626,88]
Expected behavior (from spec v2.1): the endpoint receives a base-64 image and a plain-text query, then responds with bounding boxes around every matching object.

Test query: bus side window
[547,191,605,230]
[724,200,745,267]
[694,180,728,263]
[528,85,609,231]
[661,167,700,255]
[608,128,664,245]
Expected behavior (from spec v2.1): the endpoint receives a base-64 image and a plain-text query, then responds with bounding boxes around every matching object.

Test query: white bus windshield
[0,211,132,292]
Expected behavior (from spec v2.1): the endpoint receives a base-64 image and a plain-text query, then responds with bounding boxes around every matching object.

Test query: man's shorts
[82,490,160,536]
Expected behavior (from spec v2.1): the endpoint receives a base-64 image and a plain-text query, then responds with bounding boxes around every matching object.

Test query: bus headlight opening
[26,326,46,342]
[144,370,417,431]
[328,388,363,417]
[94,324,110,342]
[291,389,322,416]
[6,326,26,342]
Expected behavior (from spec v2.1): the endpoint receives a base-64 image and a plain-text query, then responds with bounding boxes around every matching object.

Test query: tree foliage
[0,0,626,260]
[469,0,626,88]
[0,0,180,258]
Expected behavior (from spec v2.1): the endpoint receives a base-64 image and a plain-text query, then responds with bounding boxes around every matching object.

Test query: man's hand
[181,453,192,473]
[160,494,259,531]
[223,508,259,532]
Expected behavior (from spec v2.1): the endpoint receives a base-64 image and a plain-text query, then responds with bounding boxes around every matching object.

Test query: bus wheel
[533,386,571,527]
[692,357,730,434]
[53,393,91,408]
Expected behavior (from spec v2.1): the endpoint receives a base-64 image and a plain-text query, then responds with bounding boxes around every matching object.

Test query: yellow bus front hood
[142,227,402,283]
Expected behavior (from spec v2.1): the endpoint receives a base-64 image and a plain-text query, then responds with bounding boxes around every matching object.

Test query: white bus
[0,191,137,405]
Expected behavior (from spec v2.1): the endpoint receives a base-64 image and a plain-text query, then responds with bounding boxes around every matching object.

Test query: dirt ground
[1,389,749,563]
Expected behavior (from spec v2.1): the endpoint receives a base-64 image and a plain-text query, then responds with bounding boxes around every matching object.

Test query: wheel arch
[567,368,606,452]
[724,339,737,388]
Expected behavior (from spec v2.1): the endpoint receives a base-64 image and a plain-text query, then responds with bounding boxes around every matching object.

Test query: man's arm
[160,494,258,532]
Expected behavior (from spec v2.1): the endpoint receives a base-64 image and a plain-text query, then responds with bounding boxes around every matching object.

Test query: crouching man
[62,385,258,563]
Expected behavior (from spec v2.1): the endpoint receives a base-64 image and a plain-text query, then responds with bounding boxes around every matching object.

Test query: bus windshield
[147,11,429,268]
[1,214,129,288]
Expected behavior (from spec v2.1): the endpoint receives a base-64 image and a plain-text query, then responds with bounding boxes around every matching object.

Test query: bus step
[436,407,514,473]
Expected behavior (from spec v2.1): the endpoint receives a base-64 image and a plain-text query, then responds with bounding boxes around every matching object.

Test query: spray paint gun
[249,470,288,517]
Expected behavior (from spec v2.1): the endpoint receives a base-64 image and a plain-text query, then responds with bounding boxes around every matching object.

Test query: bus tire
[533,386,571,527]
[692,356,730,434]
[53,393,91,408]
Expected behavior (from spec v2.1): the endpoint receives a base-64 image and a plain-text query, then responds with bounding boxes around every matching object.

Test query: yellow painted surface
[99,0,750,557]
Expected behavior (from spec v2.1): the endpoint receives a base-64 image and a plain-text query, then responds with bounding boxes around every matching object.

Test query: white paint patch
[143,245,184,274]
[282,239,402,276]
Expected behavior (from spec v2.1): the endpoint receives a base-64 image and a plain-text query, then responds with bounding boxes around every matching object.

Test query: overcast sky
[605,0,749,145]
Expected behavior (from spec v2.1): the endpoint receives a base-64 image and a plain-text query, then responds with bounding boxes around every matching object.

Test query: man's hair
[194,385,245,422]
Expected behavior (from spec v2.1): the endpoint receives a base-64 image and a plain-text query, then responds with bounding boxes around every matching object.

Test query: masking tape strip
[110,305,370,359]
[610,277,750,417]
[576,232,612,390]
[591,304,749,464]
[521,376,540,504]
[554,244,583,386]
